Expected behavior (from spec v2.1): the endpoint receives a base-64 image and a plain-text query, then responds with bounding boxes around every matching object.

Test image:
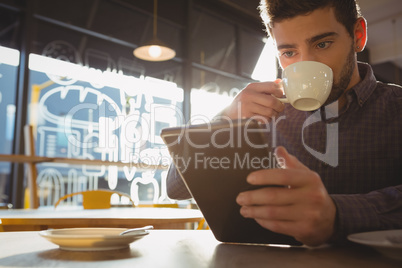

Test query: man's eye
[282,51,294,57]
[317,41,331,49]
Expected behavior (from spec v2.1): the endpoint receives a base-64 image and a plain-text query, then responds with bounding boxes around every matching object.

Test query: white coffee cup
[276,61,333,111]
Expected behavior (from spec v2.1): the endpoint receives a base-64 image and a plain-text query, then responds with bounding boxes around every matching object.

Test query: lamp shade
[133,38,176,62]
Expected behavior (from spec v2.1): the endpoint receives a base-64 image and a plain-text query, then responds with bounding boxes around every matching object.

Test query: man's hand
[236,146,336,246]
[221,81,285,122]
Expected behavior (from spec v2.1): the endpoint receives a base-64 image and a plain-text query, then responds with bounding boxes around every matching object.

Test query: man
[167,0,402,246]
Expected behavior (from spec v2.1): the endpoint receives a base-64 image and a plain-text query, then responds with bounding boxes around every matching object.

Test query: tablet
[161,119,301,246]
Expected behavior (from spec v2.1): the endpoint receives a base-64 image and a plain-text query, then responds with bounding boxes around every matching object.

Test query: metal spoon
[119,225,154,236]
[386,235,402,245]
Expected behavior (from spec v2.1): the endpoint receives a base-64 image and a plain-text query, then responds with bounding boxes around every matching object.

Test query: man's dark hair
[259,0,362,37]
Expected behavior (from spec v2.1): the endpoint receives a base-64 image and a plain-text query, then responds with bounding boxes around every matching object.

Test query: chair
[196,218,209,230]
[23,125,39,209]
[54,189,135,209]
[0,203,12,232]
[137,203,179,208]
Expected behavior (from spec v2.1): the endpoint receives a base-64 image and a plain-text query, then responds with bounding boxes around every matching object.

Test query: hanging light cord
[153,0,158,39]
[133,0,175,61]
[392,19,400,84]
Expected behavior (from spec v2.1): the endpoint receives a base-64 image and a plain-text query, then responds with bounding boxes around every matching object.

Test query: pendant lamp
[133,0,176,61]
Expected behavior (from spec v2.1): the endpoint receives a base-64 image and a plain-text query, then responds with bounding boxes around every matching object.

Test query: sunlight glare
[251,37,277,82]
[191,89,234,123]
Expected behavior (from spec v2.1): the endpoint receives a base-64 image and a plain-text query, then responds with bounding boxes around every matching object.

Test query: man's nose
[300,52,317,62]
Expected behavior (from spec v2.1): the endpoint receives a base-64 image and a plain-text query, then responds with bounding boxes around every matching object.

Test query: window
[190,10,237,73]
[27,53,183,206]
[0,1,269,207]
[252,37,278,81]
[0,46,19,204]
[190,69,249,123]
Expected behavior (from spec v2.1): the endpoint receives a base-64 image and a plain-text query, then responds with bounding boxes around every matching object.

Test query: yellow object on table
[54,189,135,209]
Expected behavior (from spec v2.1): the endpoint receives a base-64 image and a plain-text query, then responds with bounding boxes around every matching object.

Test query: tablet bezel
[161,119,301,246]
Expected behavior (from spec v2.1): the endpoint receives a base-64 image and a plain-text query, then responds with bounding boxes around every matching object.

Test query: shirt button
[319,162,323,167]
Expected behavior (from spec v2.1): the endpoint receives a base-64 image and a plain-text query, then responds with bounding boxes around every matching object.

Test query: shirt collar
[348,62,377,107]
[310,62,377,122]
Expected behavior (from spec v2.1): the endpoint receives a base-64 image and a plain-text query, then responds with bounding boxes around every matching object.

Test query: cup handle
[274,81,289,103]
[275,96,289,103]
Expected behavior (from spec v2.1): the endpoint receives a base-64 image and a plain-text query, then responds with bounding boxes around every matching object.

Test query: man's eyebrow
[277,43,297,50]
[276,32,339,50]
[307,32,338,44]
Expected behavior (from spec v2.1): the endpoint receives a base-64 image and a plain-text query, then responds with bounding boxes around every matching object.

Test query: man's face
[271,7,359,103]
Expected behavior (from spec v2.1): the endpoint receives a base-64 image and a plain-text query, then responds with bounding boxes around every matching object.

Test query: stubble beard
[324,43,356,106]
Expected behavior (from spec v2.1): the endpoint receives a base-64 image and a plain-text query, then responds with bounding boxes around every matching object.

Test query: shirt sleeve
[330,185,402,243]
[166,164,192,200]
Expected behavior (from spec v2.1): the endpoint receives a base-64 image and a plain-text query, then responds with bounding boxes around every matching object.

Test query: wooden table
[0,207,203,231]
[0,230,400,268]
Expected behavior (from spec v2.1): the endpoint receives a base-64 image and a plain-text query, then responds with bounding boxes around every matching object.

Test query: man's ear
[354,17,367,52]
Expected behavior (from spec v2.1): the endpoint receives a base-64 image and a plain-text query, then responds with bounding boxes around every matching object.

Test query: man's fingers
[275,146,309,170]
[246,168,315,188]
[236,186,293,206]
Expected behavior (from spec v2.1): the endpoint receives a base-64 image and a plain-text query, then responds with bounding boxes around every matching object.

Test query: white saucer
[39,227,149,251]
[348,229,402,260]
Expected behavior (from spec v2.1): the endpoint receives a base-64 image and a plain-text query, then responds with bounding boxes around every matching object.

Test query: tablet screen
[161,119,301,245]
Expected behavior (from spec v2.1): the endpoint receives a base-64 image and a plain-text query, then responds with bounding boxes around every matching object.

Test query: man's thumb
[274,146,307,170]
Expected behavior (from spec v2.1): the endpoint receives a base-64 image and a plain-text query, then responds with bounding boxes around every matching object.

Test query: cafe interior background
[0,0,401,209]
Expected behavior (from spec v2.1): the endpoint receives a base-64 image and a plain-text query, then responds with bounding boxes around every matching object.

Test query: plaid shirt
[166,62,402,243]
[275,62,402,243]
